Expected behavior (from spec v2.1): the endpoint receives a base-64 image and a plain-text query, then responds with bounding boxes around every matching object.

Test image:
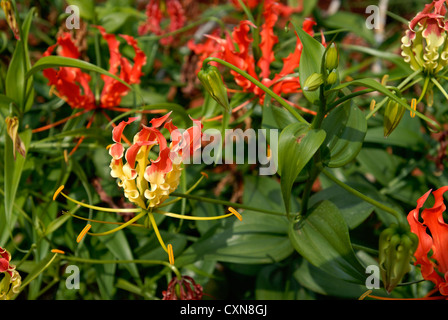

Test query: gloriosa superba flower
[109,112,200,209]
[53,113,242,264]
[0,246,21,300]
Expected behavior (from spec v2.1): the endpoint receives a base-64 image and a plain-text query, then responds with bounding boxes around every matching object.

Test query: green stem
[202,57,309,124]
[327,88,374,113]
[320,167,406,228]
[299,163,320,217]
[170,191,286,217]
[62,256,182,279]
[431,77,448,101]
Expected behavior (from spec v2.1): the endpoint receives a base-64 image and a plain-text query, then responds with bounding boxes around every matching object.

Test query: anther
[228,207,242,221]
[76,224,92,243]
[53,185,65,201]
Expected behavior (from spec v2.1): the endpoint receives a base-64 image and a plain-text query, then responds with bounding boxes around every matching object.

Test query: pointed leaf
[293,22,326,105]
[278,123,326,214]
[26,56,131,89]
[321,102,367,167]
[288,200,367,284]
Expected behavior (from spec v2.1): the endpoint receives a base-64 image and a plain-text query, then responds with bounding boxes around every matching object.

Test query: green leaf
[93,213,141,284]
[324,11,375,45]
[294,259,369,298]
[278,123,326,214]
[4,129,32,231]
[175,211,293,266]
[66,0,95,21]
[4,8,35,112]
[256,264,308,300]
[309,183,374,229]
[321,102,367,167]
[288,200,367,284]
[25,56,131,89]
[293,22,326,105]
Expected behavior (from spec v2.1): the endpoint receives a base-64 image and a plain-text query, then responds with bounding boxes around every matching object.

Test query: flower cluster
[401,0,448,74]
[43,26,146,110]
[0,247,21,300]
[189,0,315,105]
[162,275,203,300]
[138,0,186,46]
[407,186,448,297]
[109,112,202,209]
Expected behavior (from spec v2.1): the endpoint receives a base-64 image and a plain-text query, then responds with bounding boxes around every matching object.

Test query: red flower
[162,276,203,300]
[409,0,448,39]
[189,0,314,105]
[407,186,448,296]
[138,0,186,46]
[109,112,203,209]
[43,26,146,111]
[0,246,21,300]
[0,247,13,276]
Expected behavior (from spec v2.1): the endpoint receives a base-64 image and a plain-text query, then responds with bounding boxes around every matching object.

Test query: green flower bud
[378,224,419,294]
[198,65,230,112]
[325,43,339,71]
[303,73,324,91]
[383,98,406,137]
[326,70,338,85]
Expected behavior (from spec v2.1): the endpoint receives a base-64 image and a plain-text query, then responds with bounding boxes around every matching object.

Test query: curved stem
[62,256,181,279]
[170,191,286,217]
[87,210,147,237]
[320,167,406,228]
[202,57,309,125]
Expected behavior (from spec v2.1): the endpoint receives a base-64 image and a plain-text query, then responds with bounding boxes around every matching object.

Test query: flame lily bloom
[401,0,448,74]
[407,186,448,297]
[53,113,242,264]
[37,26,146,154]
[0,246,21,300]
[189,1,315,107]
[162,275,203,300]
[43,26,146,111]
[138,0,186,46]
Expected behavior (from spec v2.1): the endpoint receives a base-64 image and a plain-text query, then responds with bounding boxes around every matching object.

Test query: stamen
[87,210,147,237]
[63,149,69,163]
[53,185,65,201]
[381,74,389,86]
[228,207,243,221]
[63,211,145,228]
[167,244,174,265]
[200,172,209,179]
[51,249,66,254]
[57,190,141,213]
[148,212,168,253]
[410,98,417,118]
[369,100,376,117]
[155,209,234,220]
[358,289,372,300]
[76,224,92,243]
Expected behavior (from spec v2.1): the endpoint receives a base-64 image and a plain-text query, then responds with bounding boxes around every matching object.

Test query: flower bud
[198,65,230,112]
[325,43,339,71]
[383,98,406,137]
[0,0,20,40]
[5,116,26,160]
[303,73,324,91]
[326,70,338,85]
[378,224,419,294]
